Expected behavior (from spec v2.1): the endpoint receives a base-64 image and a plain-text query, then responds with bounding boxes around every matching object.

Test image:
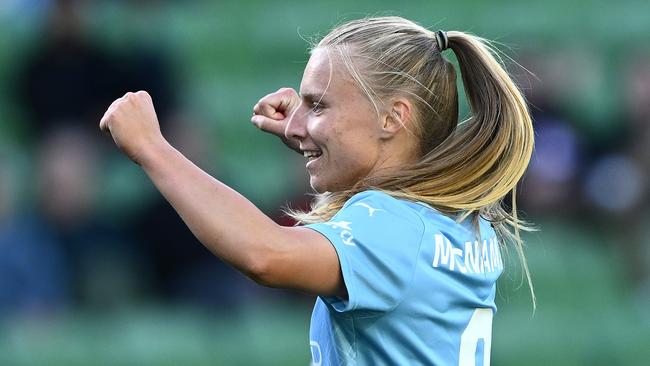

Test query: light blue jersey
[306,190,503,366]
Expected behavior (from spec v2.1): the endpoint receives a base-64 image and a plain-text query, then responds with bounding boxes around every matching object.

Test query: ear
[380,97,412,139]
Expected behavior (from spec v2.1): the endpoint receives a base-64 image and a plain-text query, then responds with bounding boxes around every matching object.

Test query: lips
[303,150,322,159]
[300,144,323,172]
[303,150,322,170]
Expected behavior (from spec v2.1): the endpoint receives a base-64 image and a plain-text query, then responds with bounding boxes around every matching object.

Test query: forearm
[138,140,282,278]
[100,91,343,295]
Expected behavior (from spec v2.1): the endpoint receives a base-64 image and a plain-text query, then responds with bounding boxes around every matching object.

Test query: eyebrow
[299,92,326,102]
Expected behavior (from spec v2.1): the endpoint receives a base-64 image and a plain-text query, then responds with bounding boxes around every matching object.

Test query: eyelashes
[310,101,325,114]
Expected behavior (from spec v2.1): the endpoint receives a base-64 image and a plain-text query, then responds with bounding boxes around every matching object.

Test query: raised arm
[99,91,345,297]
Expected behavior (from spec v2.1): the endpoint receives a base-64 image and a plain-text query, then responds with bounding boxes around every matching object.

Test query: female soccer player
[100,16,534,366]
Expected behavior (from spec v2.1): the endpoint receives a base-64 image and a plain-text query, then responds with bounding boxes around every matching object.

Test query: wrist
[137,138,175,170]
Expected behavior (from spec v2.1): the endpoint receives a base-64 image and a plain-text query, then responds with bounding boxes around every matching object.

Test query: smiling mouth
[303,150,322,161]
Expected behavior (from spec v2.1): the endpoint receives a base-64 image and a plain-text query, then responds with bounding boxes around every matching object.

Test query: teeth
[303,150,322,159]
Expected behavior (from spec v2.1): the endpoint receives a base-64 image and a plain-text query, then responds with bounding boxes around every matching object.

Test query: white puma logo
[353,202,385,217]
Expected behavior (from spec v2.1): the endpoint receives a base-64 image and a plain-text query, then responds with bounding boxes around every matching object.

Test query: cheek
[327,132,377,177]
[313,108,380,161]
[330,120,379,161]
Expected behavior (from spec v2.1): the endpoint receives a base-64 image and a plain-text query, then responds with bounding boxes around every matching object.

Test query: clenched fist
[100,91,167,165]
[251,87,301,153]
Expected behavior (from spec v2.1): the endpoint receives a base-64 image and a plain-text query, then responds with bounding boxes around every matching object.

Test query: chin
[310,176,353,194]
[309,177,328,194]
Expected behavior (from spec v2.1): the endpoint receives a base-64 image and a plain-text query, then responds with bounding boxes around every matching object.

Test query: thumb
[251,114,286,136]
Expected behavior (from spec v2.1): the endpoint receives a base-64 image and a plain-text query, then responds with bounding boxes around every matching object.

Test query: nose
[284,100,307,142]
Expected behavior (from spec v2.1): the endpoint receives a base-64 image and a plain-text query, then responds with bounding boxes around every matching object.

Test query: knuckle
[281,87,295,96]
[137,90,150,99]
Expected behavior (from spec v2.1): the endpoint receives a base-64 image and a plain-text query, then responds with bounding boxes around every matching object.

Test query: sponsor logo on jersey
[323,221,355,246]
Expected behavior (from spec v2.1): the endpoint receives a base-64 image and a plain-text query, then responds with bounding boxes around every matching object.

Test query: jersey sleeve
[305,191,425,314]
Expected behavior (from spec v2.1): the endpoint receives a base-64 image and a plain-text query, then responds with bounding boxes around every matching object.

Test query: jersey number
[459,308,493,366]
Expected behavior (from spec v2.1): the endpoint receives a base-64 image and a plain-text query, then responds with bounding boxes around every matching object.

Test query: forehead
[300,47,356,97]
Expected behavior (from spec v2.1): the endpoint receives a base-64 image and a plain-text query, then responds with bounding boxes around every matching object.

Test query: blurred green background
[1,0,649,365]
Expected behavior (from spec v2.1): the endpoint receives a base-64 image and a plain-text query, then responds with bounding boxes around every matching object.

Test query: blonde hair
[289,16,536,306]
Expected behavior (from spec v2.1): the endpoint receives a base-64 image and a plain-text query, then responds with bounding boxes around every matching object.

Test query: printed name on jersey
[432,234,503,274]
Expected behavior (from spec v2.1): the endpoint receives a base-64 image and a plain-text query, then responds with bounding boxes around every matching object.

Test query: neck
[369,135,418,179]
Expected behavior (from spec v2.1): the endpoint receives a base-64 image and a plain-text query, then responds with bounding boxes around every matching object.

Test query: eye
[310,101,325,114]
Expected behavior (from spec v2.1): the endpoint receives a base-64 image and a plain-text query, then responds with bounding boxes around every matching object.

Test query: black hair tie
[435,30,449,52]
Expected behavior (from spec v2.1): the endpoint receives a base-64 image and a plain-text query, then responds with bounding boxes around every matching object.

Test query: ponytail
[287,18,536,308]
[445,31,536,307]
